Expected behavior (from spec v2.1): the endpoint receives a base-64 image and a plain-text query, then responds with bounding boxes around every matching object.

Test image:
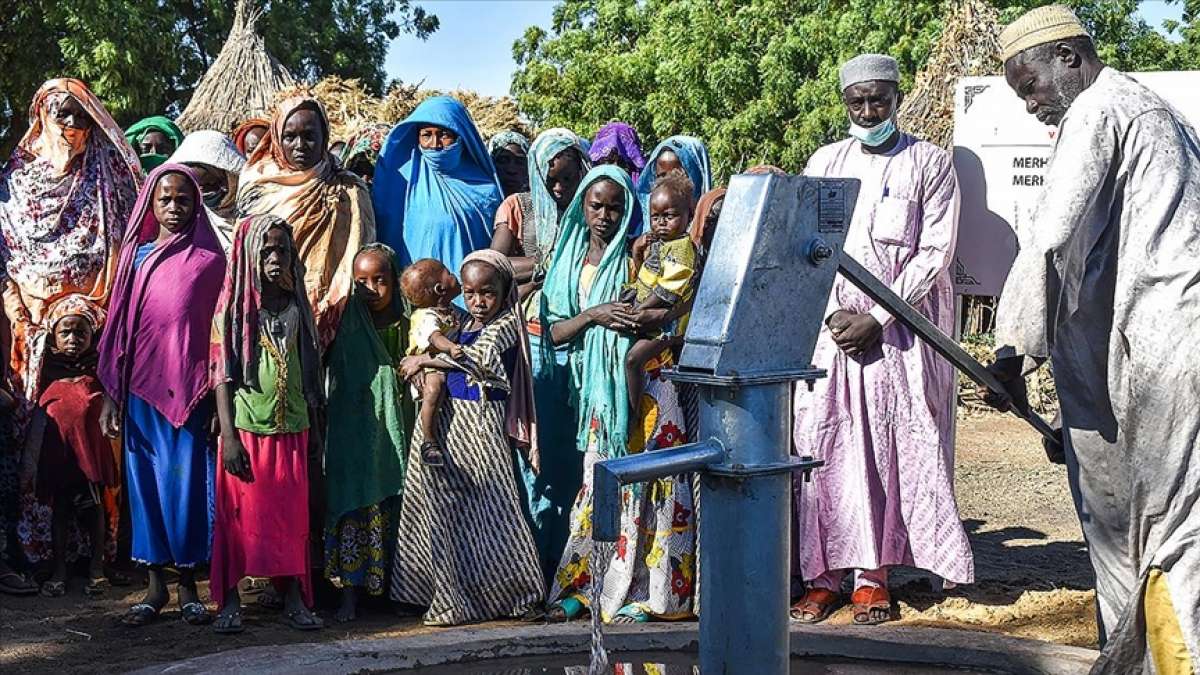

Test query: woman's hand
[99,395,121,438]
[221,432,254,483]
[586,302,640,333]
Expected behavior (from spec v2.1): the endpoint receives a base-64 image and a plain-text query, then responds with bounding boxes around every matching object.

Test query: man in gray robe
[984,6,1200,673]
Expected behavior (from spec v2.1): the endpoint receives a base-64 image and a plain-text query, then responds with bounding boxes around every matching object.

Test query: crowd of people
[0,5,1197,673]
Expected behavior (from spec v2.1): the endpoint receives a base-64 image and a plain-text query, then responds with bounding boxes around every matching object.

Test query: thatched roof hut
[177,0,297,133]
[898,0,1003,148]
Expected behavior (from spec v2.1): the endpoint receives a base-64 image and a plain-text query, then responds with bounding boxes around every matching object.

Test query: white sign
[951,71,1200,296]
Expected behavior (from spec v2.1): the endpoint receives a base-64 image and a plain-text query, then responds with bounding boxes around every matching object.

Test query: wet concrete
[137,622,1098,674]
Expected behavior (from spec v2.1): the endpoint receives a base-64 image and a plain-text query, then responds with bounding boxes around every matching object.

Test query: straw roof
[177,0,297,133]
[898,0,1003,148]
[272,76,531,143]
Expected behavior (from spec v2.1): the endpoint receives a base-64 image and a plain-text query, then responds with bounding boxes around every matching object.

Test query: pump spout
[592,438,725,542]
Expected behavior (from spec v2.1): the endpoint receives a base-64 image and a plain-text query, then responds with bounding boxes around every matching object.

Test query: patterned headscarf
[529,128,592,269]
[0,78,140,391]
[232,117,270,155]
[237,97,375,347]
[589,121,645,184]
[209,214,322,405]
[340,123,392,179]
[24,293,107,400]
[488,130,530,157]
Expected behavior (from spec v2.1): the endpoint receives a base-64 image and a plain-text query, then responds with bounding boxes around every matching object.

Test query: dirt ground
[0,414,1097,673]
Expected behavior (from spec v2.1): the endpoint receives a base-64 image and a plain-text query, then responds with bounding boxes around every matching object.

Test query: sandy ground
[0,414,1097,673]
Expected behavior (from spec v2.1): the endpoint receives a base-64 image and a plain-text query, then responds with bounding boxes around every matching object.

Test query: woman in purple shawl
[97,163,226,627]
[588,121,645,184]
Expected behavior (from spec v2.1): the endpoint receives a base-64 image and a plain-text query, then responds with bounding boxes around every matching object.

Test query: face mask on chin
[203,186,228,209]
[848,114,897,148]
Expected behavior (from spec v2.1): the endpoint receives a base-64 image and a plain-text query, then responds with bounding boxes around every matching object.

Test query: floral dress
[549,350,697,621]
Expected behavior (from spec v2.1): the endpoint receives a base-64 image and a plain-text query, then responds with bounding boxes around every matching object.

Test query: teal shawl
[529,128,592,268]
[541,165,635,459]
[323,246,413,526]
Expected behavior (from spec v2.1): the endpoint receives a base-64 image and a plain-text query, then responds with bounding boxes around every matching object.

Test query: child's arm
[428,330,465,360]
[630,234,651,272]
[215,383,253,483]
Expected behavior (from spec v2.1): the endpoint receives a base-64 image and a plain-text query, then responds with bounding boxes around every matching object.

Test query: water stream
[587,541,616,674]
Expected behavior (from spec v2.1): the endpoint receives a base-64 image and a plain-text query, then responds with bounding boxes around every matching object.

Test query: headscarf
[541,165,636,459]
[237,97,375,346]
[689,186,728,255]
[529,128,592,269]
[209,214,322,407]
[462,248,539,469]
[26,294,107,401]
[97,164,226,427]
[0,78,140,390]
[589,121,645,184]
[168,130,245,253]
[123,116,185,171]
[636,135,712,236]
[324,242,412,525]
[488,130,530,157]
[339,123,391,179]
[373,95,502,272]
[232,117,270,155]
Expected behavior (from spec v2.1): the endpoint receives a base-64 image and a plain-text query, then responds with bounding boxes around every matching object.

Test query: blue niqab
[372,96,502,273]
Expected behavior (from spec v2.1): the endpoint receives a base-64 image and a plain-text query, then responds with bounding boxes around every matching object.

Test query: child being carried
[400,258,465,467]
[621,170,699,422]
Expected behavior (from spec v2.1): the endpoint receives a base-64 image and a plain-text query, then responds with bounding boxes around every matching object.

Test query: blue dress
[123,242,216,567]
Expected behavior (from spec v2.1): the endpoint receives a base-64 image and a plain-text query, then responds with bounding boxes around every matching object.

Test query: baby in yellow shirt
[622,170,698,418]
[400,259,463,466]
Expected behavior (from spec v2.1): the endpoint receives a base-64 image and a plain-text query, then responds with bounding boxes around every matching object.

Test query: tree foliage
[0,0,438,147]
[512,0,1195,182]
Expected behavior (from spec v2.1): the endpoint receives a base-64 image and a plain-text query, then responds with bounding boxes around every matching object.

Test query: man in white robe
[986,6,1200,673]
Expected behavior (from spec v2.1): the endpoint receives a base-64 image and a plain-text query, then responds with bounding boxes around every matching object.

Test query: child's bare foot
[335,586,358,623]
[420,440,446,466]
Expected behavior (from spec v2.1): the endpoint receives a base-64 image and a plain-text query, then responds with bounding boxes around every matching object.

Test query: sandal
[850,585,892,625]
[283,607,323,631]
[213,609,243,635]
[0,571,38,596]
[40,580,66,598]
[790,588,840,624]
[107,570,134,587]
[121,602,162,627]
[181,601,213,626]
[83,577,109,597]
[419,440,446,467]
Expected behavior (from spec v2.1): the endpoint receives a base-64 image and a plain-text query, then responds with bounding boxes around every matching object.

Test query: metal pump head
[677,174,859,381]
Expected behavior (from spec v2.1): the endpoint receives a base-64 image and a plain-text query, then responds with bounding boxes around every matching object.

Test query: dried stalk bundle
[899,0,1004,148]
[273,77,531,143]
[177,0,297,133]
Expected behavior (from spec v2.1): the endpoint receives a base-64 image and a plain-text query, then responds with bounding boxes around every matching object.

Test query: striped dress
[388,309,545,625]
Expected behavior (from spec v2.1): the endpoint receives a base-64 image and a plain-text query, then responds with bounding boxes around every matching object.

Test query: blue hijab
[634,135,712,236]
[372,96,502,272]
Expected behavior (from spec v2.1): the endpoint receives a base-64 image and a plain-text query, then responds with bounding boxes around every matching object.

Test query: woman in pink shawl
[97,164,226,628]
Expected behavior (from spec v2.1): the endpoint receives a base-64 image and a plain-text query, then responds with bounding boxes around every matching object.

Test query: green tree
[0,0,438,149]
[512,0,1191,182]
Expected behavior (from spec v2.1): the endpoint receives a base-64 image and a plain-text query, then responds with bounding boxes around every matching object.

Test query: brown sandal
[789,588,840,623]
[850,586,892,625]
